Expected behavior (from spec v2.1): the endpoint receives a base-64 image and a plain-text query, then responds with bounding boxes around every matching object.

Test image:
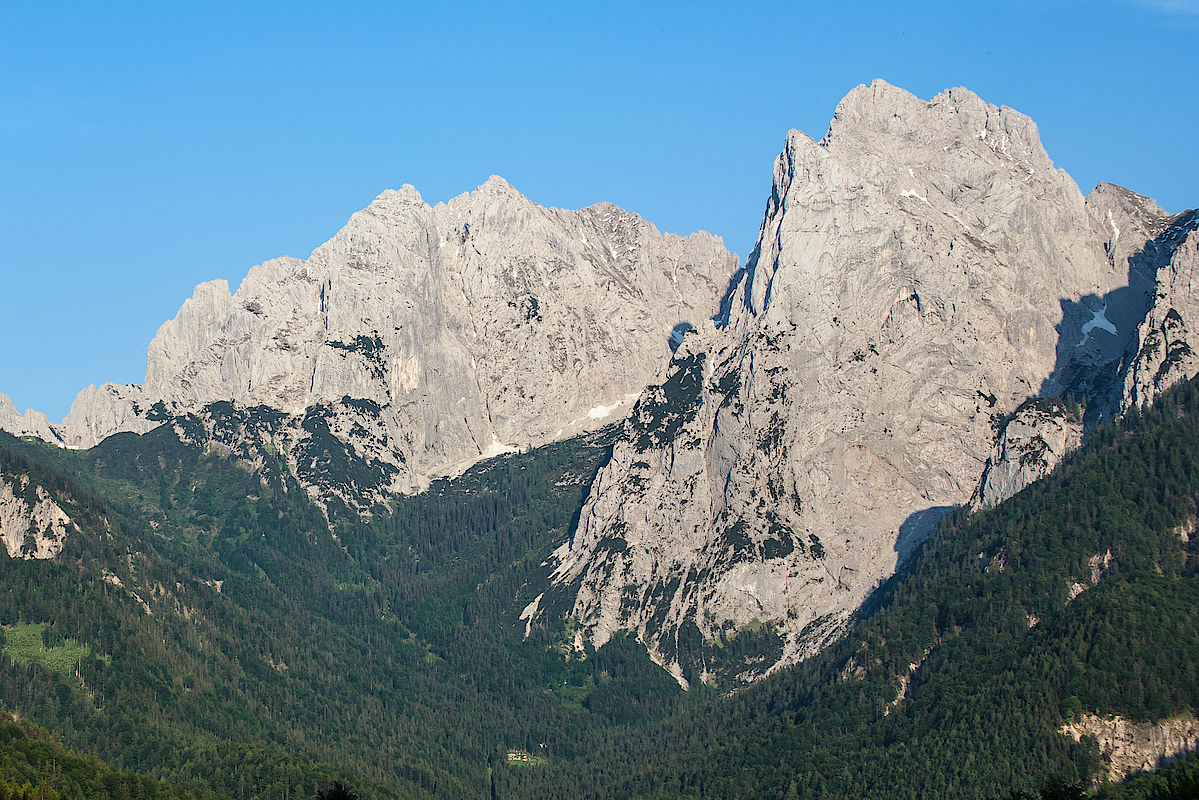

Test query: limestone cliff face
[971,193,1198,508]
[1119,213,1199,412]
[0,472,76,559]
[972,398,1083,509]
[0,394,60,445]
[546,80,1182,683]
[59,384,156,448]
[1061,714,1199,782]
[4,178,735,504]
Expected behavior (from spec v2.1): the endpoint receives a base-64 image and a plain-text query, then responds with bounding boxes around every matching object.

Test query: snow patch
[586,401,622,420]
[433,434,522,480]
[481,435,520,459]
[1077,304,1118,347]
[564,392,641,431]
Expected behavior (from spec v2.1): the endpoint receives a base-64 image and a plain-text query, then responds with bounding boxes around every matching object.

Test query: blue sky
[2,0,1197,421]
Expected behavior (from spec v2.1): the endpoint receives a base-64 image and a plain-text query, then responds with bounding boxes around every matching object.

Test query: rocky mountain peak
[824,80,1049,170]
[4,178,736,509]
[541,81,1193,686]
[0,394,59,444]
[475,173,519,196]
[734,79,1091,332]
[1085,181,1173,272]
[365,183,428,210]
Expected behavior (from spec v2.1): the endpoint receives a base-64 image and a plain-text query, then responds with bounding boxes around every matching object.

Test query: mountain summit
[4,80,1196,687]
[543,80,1199,684]
[2,179,736,507]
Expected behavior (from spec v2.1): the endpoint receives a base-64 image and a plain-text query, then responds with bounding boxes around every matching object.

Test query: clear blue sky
[2,0,1196,421]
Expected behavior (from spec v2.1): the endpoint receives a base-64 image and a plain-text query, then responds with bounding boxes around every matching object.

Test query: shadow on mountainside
[1038,208,1199,430]
[893,505,954,567]
[884,212,1198,588]
[668,322,697,352]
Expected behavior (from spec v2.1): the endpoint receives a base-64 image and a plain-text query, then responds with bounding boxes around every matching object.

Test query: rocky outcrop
[59,384,156,448]
[160,399,410,513]
[1067,549,1114,601]
[3,178,736,505]
[969,190,1198,512]
[0,473,76,559]
[1060,713,1199,782]
[0,394,62,445]
[1119,213,1199,412]
[972,398,1083,509]
[546,80,1168,682]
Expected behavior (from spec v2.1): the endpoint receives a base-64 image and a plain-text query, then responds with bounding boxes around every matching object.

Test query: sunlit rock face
[547,80,1197,684]
[971,398,1083,510]
[4,178,736,506]
[0,394,60,444]
[0,472,76,560]
[1061,714,1199,783]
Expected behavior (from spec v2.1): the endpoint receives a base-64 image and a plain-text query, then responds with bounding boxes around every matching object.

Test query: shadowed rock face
[1118,210,1199,412]
[546,80,1197,684]
[972,195,1199,511]
[2,178,736,507]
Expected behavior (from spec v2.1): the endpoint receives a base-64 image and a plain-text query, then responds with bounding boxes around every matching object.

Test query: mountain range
[1,80,1197,800]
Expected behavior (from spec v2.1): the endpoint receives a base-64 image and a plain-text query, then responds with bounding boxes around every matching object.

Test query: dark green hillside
[0,419,684,800]
[0,432,383,799]
[999,750,1199,800]
[1091,751,1199,800]
[0,708,212,800]
[501,377,1199,799]
[5,373,1199,800]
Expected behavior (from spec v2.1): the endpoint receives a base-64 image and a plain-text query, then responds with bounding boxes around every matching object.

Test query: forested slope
[0,710,212,800]
[0,419,683,800]
[3,374,1199,800]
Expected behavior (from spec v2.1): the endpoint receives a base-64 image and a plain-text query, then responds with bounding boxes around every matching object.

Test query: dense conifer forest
[2,377,1199,799]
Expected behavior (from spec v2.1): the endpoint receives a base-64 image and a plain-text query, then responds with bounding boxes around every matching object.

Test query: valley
[1,81,1197,800]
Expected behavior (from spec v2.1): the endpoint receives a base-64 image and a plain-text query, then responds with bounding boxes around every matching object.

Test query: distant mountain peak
[1,179,737,510]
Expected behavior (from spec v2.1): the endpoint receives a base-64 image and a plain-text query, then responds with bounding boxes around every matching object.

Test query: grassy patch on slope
[1,624,89,678]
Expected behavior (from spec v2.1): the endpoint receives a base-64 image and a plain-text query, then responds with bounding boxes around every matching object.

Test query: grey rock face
[59,384,157,448]
[547,80,1155,683]
[3,178,736,505]
[1061,714,1199,783]
[162,399,411,513]
[1119,213,1199,412]
[970,197,1199,510]
[0,394,60,444]
[0,472,76,559]
[971,399,1083,509]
